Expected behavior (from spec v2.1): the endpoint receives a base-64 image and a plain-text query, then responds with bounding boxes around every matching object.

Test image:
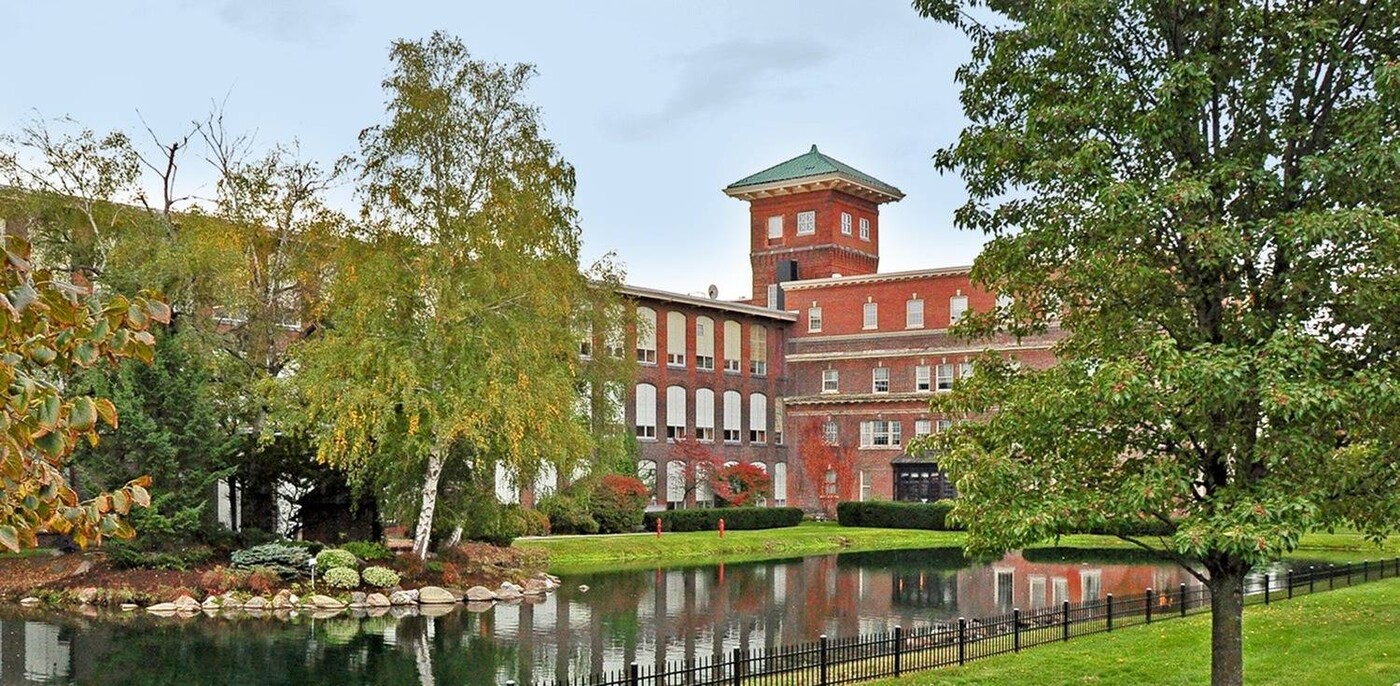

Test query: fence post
[894,626,903,676]
[1309,566,1315,594]
[1264,575,1270,606]
[1062,600,1070,642]
[1329,564,1335,590]
[1363,560,1369,582]
[1179,583,1187,618]
[1146,588,1154,623]
[629,662,640,686]
[957,618,967,666]
[1106,594,1113,632]
[819,635,828,686]
[731,648,742,686]
[1012,610,1021,653]
[1287,570,1293,600]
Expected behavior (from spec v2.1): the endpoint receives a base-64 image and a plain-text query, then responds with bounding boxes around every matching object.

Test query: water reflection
[0,548,1298,685]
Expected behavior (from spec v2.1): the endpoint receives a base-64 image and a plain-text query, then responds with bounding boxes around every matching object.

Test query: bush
[316,548,359,571]
[362,566,400,589]
[341,541,394,562]
[230,543,312,577]
[835,500,960,530]
[247,568,280,594]
[322,566,360,589]
[517,507,551,537]
[642,507,803,533]
[539,494,599,535]
[591,474,649,534]
[105,541,214,570]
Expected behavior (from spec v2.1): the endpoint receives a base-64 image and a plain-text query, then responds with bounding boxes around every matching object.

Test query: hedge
[836,500,960,530]
[643,507,803,532]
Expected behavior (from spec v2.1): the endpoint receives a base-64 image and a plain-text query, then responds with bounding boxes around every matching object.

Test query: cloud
[618,37,833,134]
[210,0,352,43]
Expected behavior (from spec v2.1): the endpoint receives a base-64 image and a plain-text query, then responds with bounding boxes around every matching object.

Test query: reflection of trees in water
[891,570,958,610]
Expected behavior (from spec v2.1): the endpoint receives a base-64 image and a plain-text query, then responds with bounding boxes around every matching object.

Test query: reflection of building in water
[956,551,1197,619]
[0,620,71,682]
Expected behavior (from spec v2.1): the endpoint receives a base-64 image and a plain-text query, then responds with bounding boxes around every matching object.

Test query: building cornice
[723,174,904,204]
[751,243,880,263]
[781,265,974,291]
[620,284,797,322]
[785,341,1056,363]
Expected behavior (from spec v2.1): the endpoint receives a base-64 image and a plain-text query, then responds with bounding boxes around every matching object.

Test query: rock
[272,593,297,610]
[464,601,494,614]
[445,588,465,602]
[72,560,93,576]
[420,603,455,618]
[308,608,343,619]
[202,596,221,609]
[499,581,523,593]
[365,593,391,608]
[496,585,523,601]
[308,594,346,610]
[348,592,367,608]
[76,587,99,604]
[173,595,201,611]
[18,597,40,607]
[417,586,456,605]
[243,596,269,610]
[120,603,138,612]
[146,602,177,613]
[389,591,416,606]
[465,586,496,602]
[364,606,390,618]
[404,589,420,602]
[522,578,548,595]
[577,585,589,593]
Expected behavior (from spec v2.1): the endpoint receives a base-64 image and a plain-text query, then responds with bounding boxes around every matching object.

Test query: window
[749,393,768,444]
[695,388,715,442]
[872,367,889,393]
[606,382,626,427]
[723,321,741,372]
[906,298,924,328]
[915,365,932,392]
[960,361,973,379]
[774,400,784,445]
[1029,575,1047,610]
[696,316,715,371]
[936,363,955,391]
[863,302,878,329]
[637,459,657,492]
[996,570,1015,610]
[578,335,592,358]
[937,418,952,432]
[666,461,685,505]
[807,306,823,332]
[823,420,838,445]
[821,369,839,393]
[1081,570,1102,602]
[666,311,686,367]
[604,312,625,358]
[634,384,657,439]
[796,210,816,235]
[767,215,783,239]
[574,381,592,422]
[950,295,969,324]
[666,385,686,441]
[749,325,768,376]
[859,470,872,502]
[841,212,852,235]
[915,419,932,436]
[767,284,779,310]
[723,391,742,443]
[636,307,657,363]
[1052,578,1069,607]
[859,217,870,241]
[859,420,902,447]
[773,462,788,506]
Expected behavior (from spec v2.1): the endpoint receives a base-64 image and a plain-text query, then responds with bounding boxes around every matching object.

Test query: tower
[724,145,904,308]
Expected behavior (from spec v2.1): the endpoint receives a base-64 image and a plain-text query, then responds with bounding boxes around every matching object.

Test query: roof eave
[723,173,904,204]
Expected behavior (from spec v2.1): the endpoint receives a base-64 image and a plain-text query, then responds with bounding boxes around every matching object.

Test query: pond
[0,548,1307,685]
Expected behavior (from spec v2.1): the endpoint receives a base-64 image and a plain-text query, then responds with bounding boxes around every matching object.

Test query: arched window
[696,316,715,371]
[723,321,742,372]
[723,390,741,443]
[695,388,715,442]
[666,460,686,505]
[637,459,658,492]
[666,311,686,367]
[636,307,657,363]
[749,393,768,444]
[634,383,657,439]
[696,461,714,505]
[495,463,519,504]
[749,325,768,376]
[773,462,788,506]
[666,385,686,441]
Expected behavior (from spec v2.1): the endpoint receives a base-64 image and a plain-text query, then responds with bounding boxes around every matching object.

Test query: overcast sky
[1,1,980,300]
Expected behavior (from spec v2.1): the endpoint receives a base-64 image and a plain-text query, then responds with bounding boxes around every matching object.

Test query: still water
[0,548,1297,685]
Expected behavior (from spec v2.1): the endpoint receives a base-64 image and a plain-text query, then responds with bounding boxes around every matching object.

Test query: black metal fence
[515,557,1400,686]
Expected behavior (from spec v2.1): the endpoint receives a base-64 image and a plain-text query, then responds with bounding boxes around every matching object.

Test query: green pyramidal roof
[724,145,904,202]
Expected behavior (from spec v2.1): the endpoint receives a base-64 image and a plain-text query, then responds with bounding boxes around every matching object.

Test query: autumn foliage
[797,418,859,517]
[710,463,772,507]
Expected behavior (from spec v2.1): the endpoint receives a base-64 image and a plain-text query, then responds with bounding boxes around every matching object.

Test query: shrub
[198,566,248,595]
[105,541,214,570]
[341,541,394,562]
[518,507,551,537]
[230,543,312,577]
[361,566,400,589]
[591,474,649,534]
[322,566,360,589]
[246,568,280,594]
[539,494,599,535]
[316,548,359,571]
[835,500,960,530]
[642,507,803,533]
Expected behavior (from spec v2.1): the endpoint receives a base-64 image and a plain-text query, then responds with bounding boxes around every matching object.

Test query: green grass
[866,577,1400,686]
[518,522,1399,574]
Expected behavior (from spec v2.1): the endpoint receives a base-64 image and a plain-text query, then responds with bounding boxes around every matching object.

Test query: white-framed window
[666,385,686,441]
[750,325,768,376]
[840,212,852,236]
[773,462,788,506]
[863,302,878,330]
[859,470,872,502]
[915,365,932,392]
[796,210,816,235]
[695,388,715,442]
[604,312,625,358]
[859,217,870,241]
[767,215,783,239]
[749,393,768,444]
[1029,575,1047,610]
[937,363,955,391]
[808,306,823,332]
[915,419,932,436]
[637,459,658,492]
[906,298,924,328]
[960,361,973,379]
[823,420,839,445]
[1052,577,1069,606]
[774,399,784,445]
[859,420,901,447]
[696,316,715,371]
[636,306,657,364]
[606,382,626,428]
[950,295,969,324]
[1081,570,1103,602]
[821,369,839,393]
[937,418,953,432]
[723,390,742,443]
[666,460,685,504]
[666,311,686,367]
[723,321,742,372]
[872,367,889,393]
[634,383,657,439]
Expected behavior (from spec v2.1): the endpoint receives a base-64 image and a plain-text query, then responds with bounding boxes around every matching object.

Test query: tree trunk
[1207,561,1247,686]
[412,450,445,559]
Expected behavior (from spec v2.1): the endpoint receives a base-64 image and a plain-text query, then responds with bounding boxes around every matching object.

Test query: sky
[0,1,981,300]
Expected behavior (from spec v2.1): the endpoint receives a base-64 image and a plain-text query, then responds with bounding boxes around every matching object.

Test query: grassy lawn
[519,522,1399,574]
[867,577,1400,686]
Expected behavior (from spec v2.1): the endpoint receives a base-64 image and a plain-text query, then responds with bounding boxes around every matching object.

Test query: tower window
[796,211,816,235]
[808,306,822,332]
[859,217,871,241]
[872,367,890,394]
[767,215,783,239]
[841,212,852,236]
[863,302,878,330]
